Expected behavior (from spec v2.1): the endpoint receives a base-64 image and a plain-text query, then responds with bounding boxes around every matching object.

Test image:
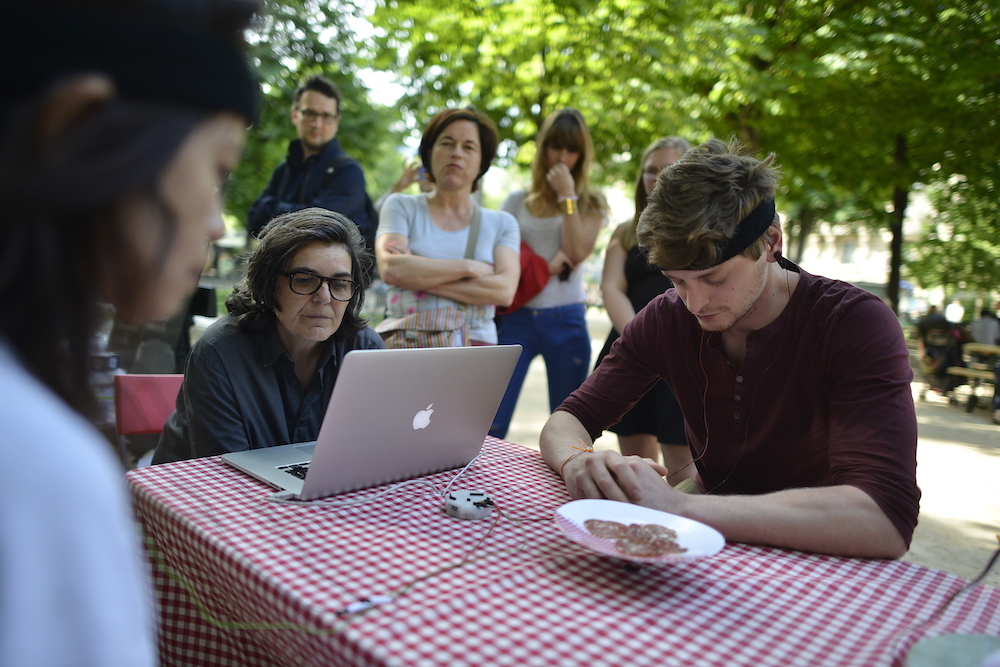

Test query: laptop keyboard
[278,462,310,480]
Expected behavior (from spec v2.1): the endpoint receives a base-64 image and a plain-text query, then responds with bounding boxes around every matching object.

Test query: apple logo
[412,404,434,430]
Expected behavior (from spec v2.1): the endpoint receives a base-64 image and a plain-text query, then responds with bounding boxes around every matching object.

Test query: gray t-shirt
[969,316,999,345]
[501,190,599,309]
[377,193,520,344]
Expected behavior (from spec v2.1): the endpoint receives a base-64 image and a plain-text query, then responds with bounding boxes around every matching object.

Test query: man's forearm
[541,412,905,558]
[540,410,595,474]
[678,485,908,559]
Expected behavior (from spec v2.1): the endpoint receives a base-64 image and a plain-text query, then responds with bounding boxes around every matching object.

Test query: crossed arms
[376,233,520,307]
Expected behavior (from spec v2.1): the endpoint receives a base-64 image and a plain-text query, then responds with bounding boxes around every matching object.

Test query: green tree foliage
[371,0,999,310]
[371,0,702,183]
[907,168,1000,300]
[225,0,403,232]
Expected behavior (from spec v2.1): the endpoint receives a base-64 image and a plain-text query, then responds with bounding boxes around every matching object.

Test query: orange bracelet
[558,444,594,478]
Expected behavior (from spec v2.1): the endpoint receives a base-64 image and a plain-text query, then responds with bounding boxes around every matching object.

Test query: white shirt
[501,190,599,309]
[969,316,1000,346]
[0,342,156,666]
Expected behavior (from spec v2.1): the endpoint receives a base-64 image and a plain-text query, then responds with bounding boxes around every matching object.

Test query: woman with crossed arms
[376,107,520,346]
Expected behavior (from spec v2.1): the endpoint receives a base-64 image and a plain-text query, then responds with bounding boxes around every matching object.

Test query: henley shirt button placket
[734,375,744,420]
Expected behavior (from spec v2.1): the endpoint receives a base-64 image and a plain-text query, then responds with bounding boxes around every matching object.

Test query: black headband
[1,3,259,124]
[712,197,777,267]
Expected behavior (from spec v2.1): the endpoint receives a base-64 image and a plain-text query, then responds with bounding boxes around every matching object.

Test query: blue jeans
[490,303,591,438]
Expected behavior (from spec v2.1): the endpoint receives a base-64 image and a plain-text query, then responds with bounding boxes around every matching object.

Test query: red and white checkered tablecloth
[127,438,1000,667]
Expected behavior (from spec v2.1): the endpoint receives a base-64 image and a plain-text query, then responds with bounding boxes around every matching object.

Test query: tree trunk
[888,135,908,315]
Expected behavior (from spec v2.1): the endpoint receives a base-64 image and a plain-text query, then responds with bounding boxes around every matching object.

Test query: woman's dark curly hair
[226,208,372,339]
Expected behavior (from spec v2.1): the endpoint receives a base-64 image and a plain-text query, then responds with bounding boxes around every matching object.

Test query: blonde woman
[491,108,608,438]
[596,137,693,482]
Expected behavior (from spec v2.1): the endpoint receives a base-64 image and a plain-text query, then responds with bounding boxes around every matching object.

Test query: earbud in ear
[773,250,800,272]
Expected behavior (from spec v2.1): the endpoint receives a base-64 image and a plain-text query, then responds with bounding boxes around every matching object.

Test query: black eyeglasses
[282,271,356,301]
[294,107,339,124]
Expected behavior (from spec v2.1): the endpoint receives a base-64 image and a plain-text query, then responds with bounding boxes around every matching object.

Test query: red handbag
[496,241,550,316]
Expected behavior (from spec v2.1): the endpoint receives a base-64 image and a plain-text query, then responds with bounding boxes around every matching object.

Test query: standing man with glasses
[153,209,384,463]
[247,75,375,247]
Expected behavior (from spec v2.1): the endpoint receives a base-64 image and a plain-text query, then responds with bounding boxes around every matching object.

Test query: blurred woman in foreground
[0,0,259,662]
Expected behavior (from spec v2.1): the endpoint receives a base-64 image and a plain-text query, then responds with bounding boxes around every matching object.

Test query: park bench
[948,343,996,412]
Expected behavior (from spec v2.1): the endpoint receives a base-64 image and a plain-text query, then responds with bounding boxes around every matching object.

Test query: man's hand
[562,449,674,505]
[541,413,908,558]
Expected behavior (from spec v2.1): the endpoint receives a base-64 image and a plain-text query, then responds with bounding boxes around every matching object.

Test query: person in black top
[597,137,692,481]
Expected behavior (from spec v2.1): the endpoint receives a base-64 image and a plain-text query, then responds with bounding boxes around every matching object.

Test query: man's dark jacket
[247,137,371,238]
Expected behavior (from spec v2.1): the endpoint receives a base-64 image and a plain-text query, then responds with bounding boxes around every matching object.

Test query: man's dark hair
[226,208,371,338]
[418,107,499,193]
[294,74,342,110]
[0,0,257,420]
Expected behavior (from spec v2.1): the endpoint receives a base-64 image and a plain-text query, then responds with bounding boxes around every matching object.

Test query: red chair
[114,374,183,467]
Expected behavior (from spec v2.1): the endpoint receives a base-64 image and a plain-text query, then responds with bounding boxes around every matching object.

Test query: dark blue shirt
[153,315,384,463]
[246,137,371,237]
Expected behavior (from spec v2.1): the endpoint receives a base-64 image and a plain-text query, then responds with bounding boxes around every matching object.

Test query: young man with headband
[540,138,919,559]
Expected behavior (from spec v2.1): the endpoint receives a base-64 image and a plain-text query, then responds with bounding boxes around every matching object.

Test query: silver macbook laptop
[221,344,521,500]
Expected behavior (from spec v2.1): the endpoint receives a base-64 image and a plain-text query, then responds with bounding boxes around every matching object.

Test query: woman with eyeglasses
[153,208,384,463]
[595,137,693,482]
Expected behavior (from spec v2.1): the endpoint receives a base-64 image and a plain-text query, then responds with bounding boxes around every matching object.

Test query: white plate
[555,499,726,563]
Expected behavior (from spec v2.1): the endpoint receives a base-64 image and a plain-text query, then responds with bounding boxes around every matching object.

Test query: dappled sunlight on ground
[908,430,1000,586]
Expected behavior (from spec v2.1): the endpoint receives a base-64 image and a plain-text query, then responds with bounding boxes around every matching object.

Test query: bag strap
[464,204,482,260]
